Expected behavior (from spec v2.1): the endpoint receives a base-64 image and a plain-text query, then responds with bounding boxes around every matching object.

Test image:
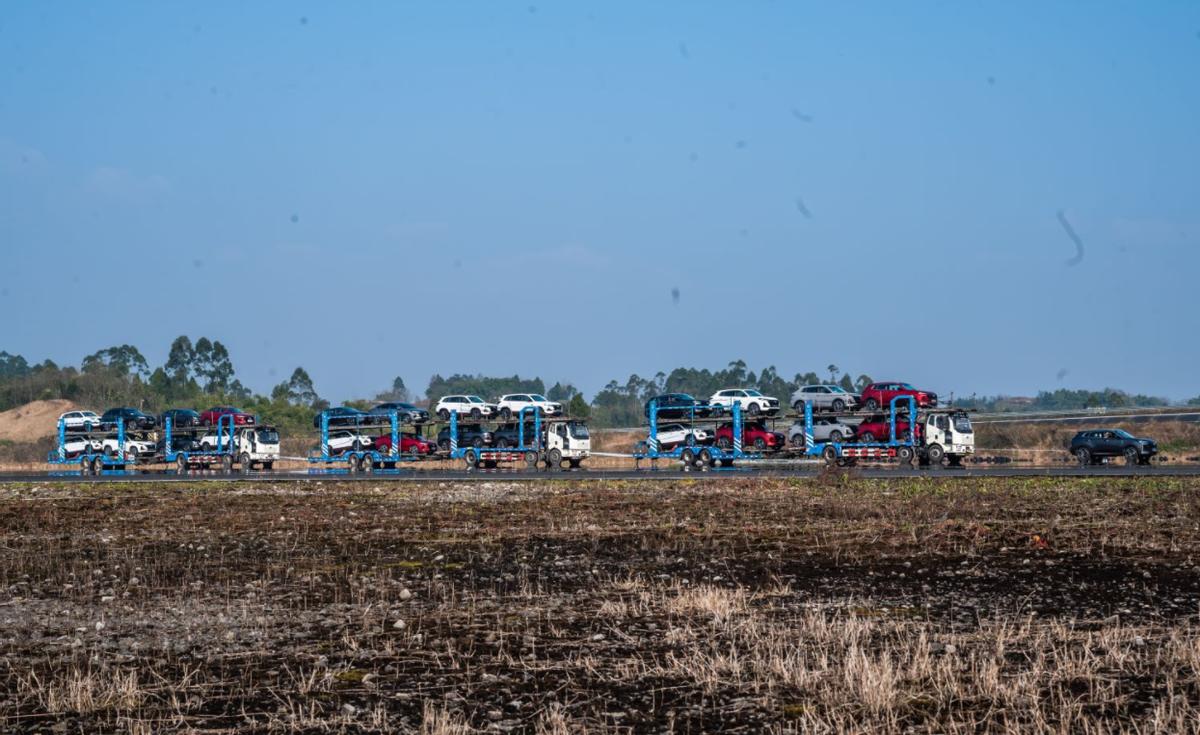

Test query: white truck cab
[543,420,590,468]
[919,410,974,465]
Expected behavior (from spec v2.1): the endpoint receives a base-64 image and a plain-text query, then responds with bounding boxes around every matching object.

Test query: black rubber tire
[568,458,581,469]
[832,399,846,413]
[927,444,945,464]
[717,437,732,450]
[1124,447,1139,466]
[1075,448,1091,466]
[438,409,450,420]
[792,401,804,413]
[362,455,374,473]
[176,455,187,474]
[472,437,484,448]
[748,403,761,416]
[496,438,509,449]
[822,445,838,465]
[898,446,915,464]
[470,408,481,420]
[865,398,879,411]
[92,456,104,475]
[680,448,695,467]
[439,439,451,452]
[685,434,697,447]
[861,432,876,443]
[464,449,478,468]
[829,430,844,443]
[549,448,563,469]
[240,453,251,474]
[80,456,91,475]
[753,437,767,450]
[525,451,538,467]
[221,455,233,474]
[500,407,511,420]
[698,448,714,467]
[791,434,804,447]
[348,454,361,472]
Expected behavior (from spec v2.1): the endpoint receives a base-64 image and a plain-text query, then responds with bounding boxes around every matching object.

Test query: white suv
[434,395,497,420]
[655,423,712,449]
[708,389,780,417]
[496,394,563,419]
[59,410,103,432]
[101,436,156,460]
[322,430,374,455]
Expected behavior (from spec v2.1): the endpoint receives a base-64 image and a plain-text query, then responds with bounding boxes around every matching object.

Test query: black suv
[100,407,157,431]
[1069,429,1157,465]
[314,406,367,428]
[160,408,201,429]
[644,393,711,421]
[492,422,539,448]
[436,425,492,451]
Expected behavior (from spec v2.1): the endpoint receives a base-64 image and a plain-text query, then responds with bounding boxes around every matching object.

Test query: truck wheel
[898,446,915,464]
[832,399,846,413]
[525,451,538,467]
[347,453,361,472]
[568,458,582,469]
[176,455,188,474]
[698,448,714,468]
[822,445,838,465]
[680,448,695,467]
[926,444,945,465]
[92,456,105,475]
[1075,448,1091,466]
[464,449,478,468]
[125,447,138,462]
[748,402,761,416]
[80,456,92,475]
[240,453,251,473]
[362,454,374,473]
[865,398,879,411]
[221,455,233,474]
[549,448,563,469]
[1124,447,1139,466]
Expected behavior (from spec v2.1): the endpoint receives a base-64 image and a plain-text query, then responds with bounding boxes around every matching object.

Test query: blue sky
[1,2,1198,402]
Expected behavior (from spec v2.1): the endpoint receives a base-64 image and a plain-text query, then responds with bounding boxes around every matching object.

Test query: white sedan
[496,394,563,419]
[59,410,103,432]
[434,395,497,420]
[655,423,712,449]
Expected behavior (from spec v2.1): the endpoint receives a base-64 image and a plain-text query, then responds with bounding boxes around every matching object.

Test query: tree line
[0,341,1184,436]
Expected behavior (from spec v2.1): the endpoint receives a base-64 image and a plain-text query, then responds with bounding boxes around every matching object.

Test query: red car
[859,382,937,411]
[200,406,255,426]
[374,433,436,455]
[714,421,786,450]
[854,416,921,443]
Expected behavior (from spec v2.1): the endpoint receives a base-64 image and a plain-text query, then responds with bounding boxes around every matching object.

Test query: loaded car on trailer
[859,382,937,412]
[708,389,780,417]
[434,395,497,420]
[496,394,563,419]
[100,407,157,430]
[59,410,103,432]
[790,384,860,413]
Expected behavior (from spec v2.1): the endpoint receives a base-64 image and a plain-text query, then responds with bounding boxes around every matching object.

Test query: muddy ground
[2,475,1200,733]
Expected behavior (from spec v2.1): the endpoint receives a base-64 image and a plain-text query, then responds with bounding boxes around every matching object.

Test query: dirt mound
[0,399,79,442]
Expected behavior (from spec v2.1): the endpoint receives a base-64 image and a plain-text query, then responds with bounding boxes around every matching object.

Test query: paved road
[2,465,1198,483]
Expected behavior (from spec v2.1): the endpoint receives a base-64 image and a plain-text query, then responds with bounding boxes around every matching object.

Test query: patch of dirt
[3,477,1200,732]
[0,400,78,443]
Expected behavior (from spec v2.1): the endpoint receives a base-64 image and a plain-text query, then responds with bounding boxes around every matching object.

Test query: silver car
[788,418,855,445]
[790,384,860,413]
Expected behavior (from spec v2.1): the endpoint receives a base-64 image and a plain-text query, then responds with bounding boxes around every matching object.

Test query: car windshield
[530,394,548,401]
[745,390,762,396]
[953,414,973,434]
[569,423,589,439]
[257,429,279,443]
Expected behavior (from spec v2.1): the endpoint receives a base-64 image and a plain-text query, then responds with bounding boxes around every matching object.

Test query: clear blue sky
[2,2,1198,402]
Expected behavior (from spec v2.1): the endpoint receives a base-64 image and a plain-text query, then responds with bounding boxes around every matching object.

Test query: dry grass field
[3,476,1200,732]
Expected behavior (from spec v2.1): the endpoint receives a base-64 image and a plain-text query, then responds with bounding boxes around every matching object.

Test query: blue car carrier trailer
[48,416,134,476]
[308,409,423,474]
[163,413,278,474]
[633,399,756,470]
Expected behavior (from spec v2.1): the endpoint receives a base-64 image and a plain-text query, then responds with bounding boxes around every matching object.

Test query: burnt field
[2,477,1200,733]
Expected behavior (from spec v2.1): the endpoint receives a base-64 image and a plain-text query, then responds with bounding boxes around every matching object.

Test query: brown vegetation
[2,476,1200,731]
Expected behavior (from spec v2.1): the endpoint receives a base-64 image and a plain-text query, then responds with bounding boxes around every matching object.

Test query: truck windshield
[257,430,279,443]
[953,414,973,434]
[569,423,590,439]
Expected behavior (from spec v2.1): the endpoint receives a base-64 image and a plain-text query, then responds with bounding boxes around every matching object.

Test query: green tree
[272,367,319,406]
[568,393,590,418]
[375,376,410,402]
[839,374,855,391]
[82,345,149,379]
[547,382,578,401]
[0,351,30,379]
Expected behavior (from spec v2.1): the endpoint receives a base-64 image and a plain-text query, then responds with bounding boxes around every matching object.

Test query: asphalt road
[2,465,1199,483]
